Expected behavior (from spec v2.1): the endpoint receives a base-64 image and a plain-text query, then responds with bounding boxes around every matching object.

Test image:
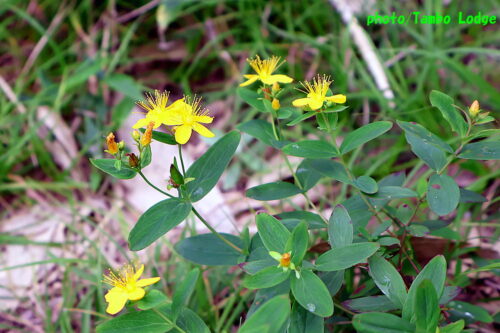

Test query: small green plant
[91,55,498,332]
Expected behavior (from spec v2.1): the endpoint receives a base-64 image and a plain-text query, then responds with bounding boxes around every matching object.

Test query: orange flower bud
[127,153,139,168]
[272,82,280,93]
[262,87,272,100]
[272,98,280,110]
[279,252,291,268]
[141,122,154,146]
[106,133,119,155]
[469,100,480,117]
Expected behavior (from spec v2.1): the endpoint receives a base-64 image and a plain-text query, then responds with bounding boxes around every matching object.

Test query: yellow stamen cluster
[240,55,293,87]
[292,75,347,111]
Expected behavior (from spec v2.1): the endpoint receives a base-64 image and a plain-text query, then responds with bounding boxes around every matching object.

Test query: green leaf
[147,129,176,145]
[277,211,326,230]
[96,310,173,333]
[340,121,393,154]
[427,174,460,216]
[135,289,168,310]
[320,270,344,296]
[128,198,192,251]
[104,73,143,100]
[398,121,451,171]
[287,221,309,265]
[244,266,291,289]
[90,159,137,179]
[368,255,407,308]
[402,255,446,321]
[237,87,266,112]
[344,296,399,313]
[291,270,333,317]
[353,312,415,333]
[170,163,184,185]
[185,131,240,202]
[289,301,324,333]
[247,281,290,317]
[171,268,199,320]
[175,233,243,266]
[316,242,379,271]
[140,145,152,169]
[239,295,291,333]
[237,119,289,149]
[323,105,348,113]
[439,320,464,333]
[429,90,467,137]
[458,141,500,160]
[448,301,493,324]
[282,140,339,159]
[459,188,487,203]
[306,159,350,184]
[296,159,322,191]
[370,186,418,200]
[415,280,440,333]
[353,176,378,194]
[256,213,291,253]
[287,111,317,126]
[407,224,430,237]
[175,308,210,333]
[246,181,302,200]
[328,205,353,248]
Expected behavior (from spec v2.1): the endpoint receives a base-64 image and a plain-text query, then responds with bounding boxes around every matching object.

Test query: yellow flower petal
[105,288,128,315]
[326,94,347,104]
[193,115,213,124]
[168,98,187,111]
[292,98,311,107]
[239,75,259,87]
[132,118,151,129]
[136,277,161,287]
[133,264,144,281]
[193,123,215,138]
[161,111,184,126]
[175,125,192,144]
[127,287,145,301]
[308,98,323,110]
[265,74,293,84]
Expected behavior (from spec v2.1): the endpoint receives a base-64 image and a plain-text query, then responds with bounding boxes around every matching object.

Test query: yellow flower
[105,132,119,155]
[162,96,215,144]
[292,75,346,111]
[469,100,480,117]
[240,55,293,87]
[103,263,160,315]
[140,122,154,146]
[269,251,295,271]
[133,90,185,129]
[272,98,280,110]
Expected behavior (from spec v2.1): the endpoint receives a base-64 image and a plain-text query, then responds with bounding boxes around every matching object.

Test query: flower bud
[141,122,154,146]
[127,153,139,168]
[262,87,272,100]
[132,130,141,141]
[105,133,119,155]
[272,82,280,93]
[272,98,280,110]
[469,100,480,117]
[279,252,291,268]
[118,141,125,150]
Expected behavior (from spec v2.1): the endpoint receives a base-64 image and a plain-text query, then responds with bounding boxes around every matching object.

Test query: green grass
[0,0,498,332]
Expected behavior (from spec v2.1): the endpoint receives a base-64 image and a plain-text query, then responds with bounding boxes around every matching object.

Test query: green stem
[139,171,174,198]
[192,207,243,254]
[178,144,186,175]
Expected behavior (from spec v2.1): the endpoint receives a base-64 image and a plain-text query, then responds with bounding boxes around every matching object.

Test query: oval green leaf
[90,158,137,179]
[368,255,407,308]
[458,141,500,160]
[246,181,302,200]
[415,279,440,333]
[353,312,415,333]
[96,309,173,333]
[316,242,379,271]
[353,176,378,194]
[291,270,333,317]
[427,174,460,216]
[244,266,291,289]
[237,119,289,149]
[328,205,353,248]
[185,131,240,202]
[430,90,467,137]
[282,140,339,159]
[256,213,291,253]
[340,121,393,154]
[175,233,243,266]
[129,198,192,251]
[239,295,291,333]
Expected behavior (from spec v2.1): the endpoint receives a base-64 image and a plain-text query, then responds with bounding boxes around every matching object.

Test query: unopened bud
[132,130,141,141]
[262,87,272,100]
[105,133,119,155]
[118,141,125,149]
[141,122,154,146]
[272,98,280,110]
[272,82,280,93]
[127,153,139,168]
[469,100,480,117]
[279,252,291,268]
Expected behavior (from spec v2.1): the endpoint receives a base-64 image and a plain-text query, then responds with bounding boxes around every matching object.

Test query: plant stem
[139,171,174,198]
[178,144,186,175]
[334,301,356,316]
[191,207,243,254]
